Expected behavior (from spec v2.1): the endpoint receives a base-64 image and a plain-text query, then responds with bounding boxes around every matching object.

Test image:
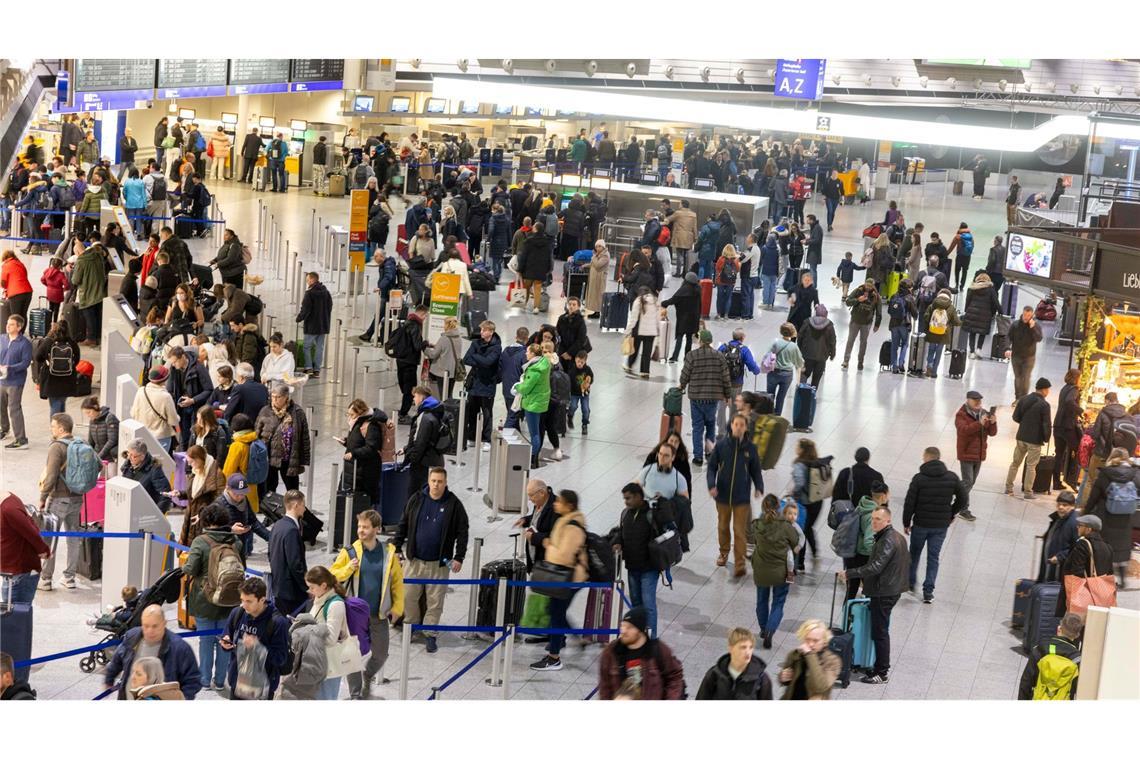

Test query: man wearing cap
[597,608,686,700]
[1006,378,1052,500]
[1038,492,1078,583]
[678,329,732,467]
[902,447,969,604]
[213,474,271,557]
[1056,514,1114,615]
[131,366,180,452]
[954,390,998,521]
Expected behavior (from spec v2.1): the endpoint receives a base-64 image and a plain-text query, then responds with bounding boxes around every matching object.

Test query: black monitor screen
[640,173,659,185]
[693,178,716,191]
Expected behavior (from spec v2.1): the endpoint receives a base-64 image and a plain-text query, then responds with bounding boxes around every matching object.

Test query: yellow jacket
[223,429,259,513]
[330,539,405,620]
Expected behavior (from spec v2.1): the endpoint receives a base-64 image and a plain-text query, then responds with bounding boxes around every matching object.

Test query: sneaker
[957,509,977,522]
[425,636,438,653]
[62,577,77,590]
[716,553,727,567]
[309,371,321,379]
[5,439,28,449]
[1003,488,1015,496]
[841,362,849,370]
[861,673,889,684]
[524,635,551,644]
[857,363,864,371]
[0,429,8,439]
[551,448,563,461]
[1022,492,1038,500]
[692,458,704,467]
[581,424,588,436]
[762,631,773,649]
[37,580,52,591]
[923,595,933,604]
[531,308,540,315]
[622,365,636,376]
[481,442,491,452]
[639,372,650,378]
[529,655,563,671]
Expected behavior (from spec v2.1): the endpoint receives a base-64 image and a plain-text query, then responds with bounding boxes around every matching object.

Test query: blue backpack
[62,438,100,495]
[245,439,269,484]
[1104,480,1138,515]
[959,231,974,255]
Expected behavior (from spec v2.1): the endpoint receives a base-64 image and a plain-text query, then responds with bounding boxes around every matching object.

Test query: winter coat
[543,510,589,582]
[87,406,119,461]
[405,397,446,469]
[922,294,961,345]
[499,343,529,396]
[779,648,842,700]
[585,246,610,314]
[902,459,969,529]
[597,638,685,700]
[394,485,470,563]
[131,384,179,440]
[696,220,722,261]
[254,402,311,477]
[1,257,31,299]
[120,453,173,512]
[105,628,201,701]
[39,265,70,304]
[516,354,552,413]
[845,285,882,328]
[276,614,329,700]
[831,462,886,510]
[72,248,108,308]
[183,528,244,620]
[787,283,819,329]
[796,318,837,362]
[696,654,774,700]
[626,293,659,338]
[955,405,998,462]
[560,203,586,239]
[748,516,798,587]
[423,326,464,379]
[330,540,405,621]
[661,279,701,336]
[707,434,764,507]
[961,280,1001,334]
[1039,509,1078,582]
[1013,392,1052,446]
[486,210,512,257]
[297,281,333,336]
[430,255,473,298]
[1085,463,1140,563]
[33,337,79,399]
[664,208,698,250]
[845,525,910,597]
[1008,317,1043,360]
[1053,383,1084,448]
[341,409,385,495]
[805,222,824,265]
[518,233,553,282]
[1056,533,1115,615]
[463,332,503,398]
[1090,403,1128,458]
[556,311,590,358]
[211,238,246,280]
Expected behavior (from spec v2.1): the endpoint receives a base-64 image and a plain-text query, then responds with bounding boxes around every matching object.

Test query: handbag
[760,350,778,373]
[530,560,576,599]
[519,592,552,628]
[621,334,635,356]
[1064,538,1117,615]
[325,634,365,678]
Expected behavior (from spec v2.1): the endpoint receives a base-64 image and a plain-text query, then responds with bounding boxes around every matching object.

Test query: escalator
[1,59,60,191]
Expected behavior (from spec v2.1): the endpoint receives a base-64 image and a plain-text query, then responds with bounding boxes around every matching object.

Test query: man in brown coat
[665,199,698,274]
[597,608,685,699]
[953,390,997,521]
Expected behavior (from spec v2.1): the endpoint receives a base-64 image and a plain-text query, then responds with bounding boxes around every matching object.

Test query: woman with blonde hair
[125,656,184,700]
[777,619,841,699]
[714,244,741,319]
[423,315,464,399]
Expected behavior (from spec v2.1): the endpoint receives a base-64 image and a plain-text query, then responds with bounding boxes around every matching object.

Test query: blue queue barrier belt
[422,629,510,700]
[9,208,224,222]
[583,685,599,700]
[38,530,264,577]
[146,532,264,576]
[14,628,223,670]
[402,578,495,586]
[0,236,65,245]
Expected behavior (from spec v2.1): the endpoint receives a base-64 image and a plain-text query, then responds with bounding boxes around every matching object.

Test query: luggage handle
[509,532,521,563]
[829,571,842,630]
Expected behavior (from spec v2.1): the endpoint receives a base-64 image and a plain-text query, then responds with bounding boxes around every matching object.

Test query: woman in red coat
[1,250,33,323]
[39,256,70,323]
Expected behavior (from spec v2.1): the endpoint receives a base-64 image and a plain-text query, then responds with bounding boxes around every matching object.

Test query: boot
[531,453,542,470]
[581,422,588,436]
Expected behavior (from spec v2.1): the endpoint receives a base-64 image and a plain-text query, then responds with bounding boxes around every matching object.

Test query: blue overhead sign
[774,59,826,101]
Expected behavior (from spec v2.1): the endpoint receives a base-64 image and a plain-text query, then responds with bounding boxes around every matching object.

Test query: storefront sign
[774,59,826,101]
[1093,247,1140,302]
[427,272,460,343]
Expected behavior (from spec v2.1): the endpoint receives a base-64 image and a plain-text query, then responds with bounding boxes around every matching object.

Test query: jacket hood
[857,496,878,514]
[931,294,954,309]
[419,396,441,410]
[808,316,832,330]
[1100,403,1126,420]
[713,652,767,680]
[969,274,993,289]
[477,332,503,349]
[919,459,948,478]
[241,323,259,335]
[1103,463,1137,482]
[308,282,329,295]
[234,429,258,444]
[289,613,329,641]
[95,406,111,420]
[1,681,36,700]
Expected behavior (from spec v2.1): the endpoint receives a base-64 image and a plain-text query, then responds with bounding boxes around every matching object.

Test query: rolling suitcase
[1001,281,1019,316]
[1026,453,1056,494]
[396,224,409,257]
[878,340,893,371]
[380,462,410,531]
[907,333,927,375]
[727,289,746,318]
[845,596,875,671]
[326,173,346,197]
[1012,537,1046,629]
[464,310,487,339]
[952,180,964,195]
[28,298,50,338]
[990,334,1010,362]
[699,278,714,318]
[60,301,85,342]
[659,412,684,441]
[581,587,617,644]
[0,593,33,683]
[882,270,901,299]
[601,291,629,332]
[76,523,104,581]
[1022,582,1062,653]
[828,573,854,688]
[652,319,671,361]
[332,461,370,550]
[475,556,527,627]
[440,398,461,456]
[791,383,816,431]
[947,349,967,379]
[177,551,195,631]
[466,289,490,316]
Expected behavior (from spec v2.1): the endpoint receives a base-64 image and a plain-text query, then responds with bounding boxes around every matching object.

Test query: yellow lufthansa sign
[349,190,369,233]
[430,272,461,304]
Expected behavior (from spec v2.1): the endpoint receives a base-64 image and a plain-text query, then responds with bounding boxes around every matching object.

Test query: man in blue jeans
[887,281,918,374]
[678,330,732,467]
[902,446,969,604]
[296,272,333,378]
[612,483,667,638]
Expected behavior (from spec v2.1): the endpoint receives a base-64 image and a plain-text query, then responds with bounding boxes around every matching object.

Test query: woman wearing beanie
[795,304,836,389]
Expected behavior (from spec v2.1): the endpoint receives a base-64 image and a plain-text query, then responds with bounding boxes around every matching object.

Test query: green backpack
[1033,646,1080,700]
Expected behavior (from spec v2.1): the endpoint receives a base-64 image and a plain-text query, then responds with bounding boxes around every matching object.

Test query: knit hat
[148,365,169,383]
[814,304,828,318]
[698,329,713,345]
[684,272,699,285]
[622,607,650,635]
[1076,514,1102,530]
[1035,377,1052,390]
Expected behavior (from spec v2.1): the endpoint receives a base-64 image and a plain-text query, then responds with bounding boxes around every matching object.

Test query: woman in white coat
[429,248,473,298]
[304,566,358,700]
[624,286,660,379]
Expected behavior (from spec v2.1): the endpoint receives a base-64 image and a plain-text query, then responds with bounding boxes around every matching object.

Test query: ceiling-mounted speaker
[584,60,598,77]
[663,65,675,79]
[919,76,928,88]
[544,60,557,74]
[502,59,513,74]
[625,62,637,78]
[456,59,468,73]
[735,68,746,83]
[700,67,711,82]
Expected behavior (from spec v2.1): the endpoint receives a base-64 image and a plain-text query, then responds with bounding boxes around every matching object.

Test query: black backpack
[244,295,263,316]
[151,176,167,201]
[354,164,370,186]
[722,343,744,379]
[384,321,413,360]
[430,405,454,454]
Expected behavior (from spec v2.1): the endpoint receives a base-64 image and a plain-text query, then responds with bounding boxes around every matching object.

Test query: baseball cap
[226,474,249,494]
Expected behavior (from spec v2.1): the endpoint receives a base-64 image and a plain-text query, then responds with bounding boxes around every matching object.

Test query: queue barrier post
[349,347,361,401]
[336,327,350,397]
[441,371,450,401]
[399,621,412,700]
[452,389,468,468]
[467,409,484,493]
[501,624,515,699]
[140,530,153,588]
[486,576,508,686]
[340,492,355,553]
[284,240,292,295]
[304,405,316,507]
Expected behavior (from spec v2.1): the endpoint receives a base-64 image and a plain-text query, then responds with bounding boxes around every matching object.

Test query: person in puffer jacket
[81,396,119,461]
[922,290,960,378]
[902,446,969,603]
[276,613,329,700]
[696,628,773,700]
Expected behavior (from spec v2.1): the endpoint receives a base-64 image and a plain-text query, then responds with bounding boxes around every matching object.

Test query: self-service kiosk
[113,373,140,422]
[119,418,177,484]
[101,476,174,611]
[99,299,143,413]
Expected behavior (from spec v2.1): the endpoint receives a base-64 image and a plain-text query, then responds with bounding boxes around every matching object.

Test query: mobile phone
[988,405,997,416]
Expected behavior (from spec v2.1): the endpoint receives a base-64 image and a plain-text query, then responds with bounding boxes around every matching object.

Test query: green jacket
[923,294,961,345]
[183,528,244,621]
[570,138,588,162]
[748,517,799,588]
[516,355,551,413]
[855,496,877,557]
[845,287,882,329]
[77,183,106,215]
[72,249,108,308]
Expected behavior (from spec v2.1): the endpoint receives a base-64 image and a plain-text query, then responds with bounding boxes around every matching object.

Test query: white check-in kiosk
[101,477,172,610]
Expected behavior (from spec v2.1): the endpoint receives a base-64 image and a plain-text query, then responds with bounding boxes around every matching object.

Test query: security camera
[502,59,513,74]
[946,76,957,89]
[409,59,421,69]
[766,68,775,80]
[625,62,637,78]
[1116,84,1124,96]
[545,60,557,74]
[457,59,468,72]
[663,65,675,79]
[862,74,872,85]
[700,67,711,81]
[585,60,598,77]
[735,68,746,83]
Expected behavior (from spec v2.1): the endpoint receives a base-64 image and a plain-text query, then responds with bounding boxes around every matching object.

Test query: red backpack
[657,226,671,246]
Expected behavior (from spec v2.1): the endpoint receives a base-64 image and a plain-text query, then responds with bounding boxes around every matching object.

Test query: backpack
[245,439,270,484]
[1104,479,1138,515]
[251,334,268,369]
[656,142,671,161]
[862,223,883,239]
[200,535,245,607]
[384,321,412,359]
[354,164,370,186]
[198,186,212,208]
[928,307,950,335]
[959,231,974,255]
[716,223,735,253]
[48,342,75,377]
[323,593,373,656]
[195,131,207,152]
[718,258,738,285]
[751,415,787,470]
[873,246,894,273]
[57,185,76,209]
[830,507,861,559]
[918,273,939,301]
[656,225,671,246]
[151,176,167,201]
[887,294,907,322]
[244,295,263,316]
[1032,647,1080,700]
[241,244,253,265]
[269,140,284,160]
[62,438,100,495]
[572,522,617,583]
[722,343,744,380]
[662,387,683,417]
[806,460,834,503]
[430,405,455,454]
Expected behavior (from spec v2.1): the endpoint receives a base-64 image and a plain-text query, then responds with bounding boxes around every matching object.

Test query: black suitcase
[781,267,800,294]
[1022,582,1061,653]
[601,291,629,331]
[77,523,104,581]
[261,492,324,546]
[60,301,85,342]
[564,270,588,301]
[907,333,927,375]
[1001,281,1019,317]
[1030,455,1055,494]
[828,573,853,688]
[1012,537,1045,629]
[728,289,746,318]
[475,558,527,627]
[878,340,893,371]
[174,215,196,239]
[990,333,1010,362]
[331,490,370,551]
[28,298,50,338]
[947,349,966,379]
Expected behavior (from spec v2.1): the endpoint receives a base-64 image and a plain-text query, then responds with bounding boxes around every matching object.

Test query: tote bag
[1064,538,1118,615]
[322,596,365,678]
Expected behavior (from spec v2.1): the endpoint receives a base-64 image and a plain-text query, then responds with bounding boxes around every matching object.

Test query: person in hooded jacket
[183,502,245,691]
[886,280,918,374]
[558,195,587,260]
[422,316,464,401]
[1038,492,1078,584]
[555,297,590,374]
[841,280,882,371]
[695,214,722,280]
[758,232,781,308]
[696,627,774,700]
[518,222,553,314]
[81,395,119,461]
[462,321,502,448]
[277,611,329,700]
[1052,369,1084,491]
[902,446,969,603]
[777,619,842,699]
[339,399,389,508]
[485,202,512,282]
[1084,447,1140,584]
[661,273,701,362]
[33,319,79,417]
[401,386,447,496]
[922,289,961,378]
[960,271,1001,357]
[796,304,836,389]
[749,493,799,648]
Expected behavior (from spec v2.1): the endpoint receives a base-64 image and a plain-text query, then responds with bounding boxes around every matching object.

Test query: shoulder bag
[1064,538,1117,615]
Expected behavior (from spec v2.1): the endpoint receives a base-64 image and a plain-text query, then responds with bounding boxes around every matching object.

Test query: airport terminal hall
[0,14,1138,751]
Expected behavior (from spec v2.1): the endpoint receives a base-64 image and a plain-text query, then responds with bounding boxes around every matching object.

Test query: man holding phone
[953,390,998,522]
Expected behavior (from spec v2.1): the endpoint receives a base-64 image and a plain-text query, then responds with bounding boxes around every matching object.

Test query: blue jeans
[739,278,755,317]
[766,368,793,416]
[698,257,715,281]
[755,583,790,635]
[808,262,818,284]
[1,572,39,605]
[126,207,145,238]
[303,333,327,370]
[524,410,543,455]
[890,325,910,370]
[761,274,779,306]
[568,395,590,425]
[48,397,67,416]
[716,285,733,317]
[825,197,840,228]
[690,400,718,460]
[503,391,520,429]
[195,617,229,688]
[925,342,943,374]
[548,588,577,656]
[269,160,287,191]
[770,201,784,222]
[318,676,342,700]
[628,569,659,639]
[490,255,503,281]
[908,526,948,597]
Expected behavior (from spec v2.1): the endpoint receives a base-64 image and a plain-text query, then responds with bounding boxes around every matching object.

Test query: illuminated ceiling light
[700,67,711,82]
[735,68,746,83]
[430,77,1127,152]
[663,65,674,79]
[919,76,928,88]
[502,59,513,74]
[456,59,468,73]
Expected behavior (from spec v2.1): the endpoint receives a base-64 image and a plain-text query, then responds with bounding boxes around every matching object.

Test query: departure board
[229,59,291,85]
[290,59,344,83]
[157,59,228,98]
[74,59,156,92]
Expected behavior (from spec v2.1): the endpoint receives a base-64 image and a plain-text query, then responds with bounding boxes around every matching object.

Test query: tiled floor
[4,179,1136,700]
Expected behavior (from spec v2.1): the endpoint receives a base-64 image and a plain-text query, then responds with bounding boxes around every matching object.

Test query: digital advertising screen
[1006,232,1055,277]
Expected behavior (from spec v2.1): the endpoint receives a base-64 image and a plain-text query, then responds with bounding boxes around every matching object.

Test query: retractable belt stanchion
[336,326,350,397]
[341,492,355,553]
[141,531,154,588]
[371,292,383,350]
[326,462,340,552]
[294,258,303,306]
[463,537,484,640]
[310,209,316,256]
[452,389,468,467]
[467,410,484,493]
[441,371,450,401]
[266,314,276,340]
[326,319,340,373]
[399,623,411,700]
[501,624,515,699]
[304,405,316,508]
[284,241,292,297]
[349,347,361,401]
[486,577,508,686]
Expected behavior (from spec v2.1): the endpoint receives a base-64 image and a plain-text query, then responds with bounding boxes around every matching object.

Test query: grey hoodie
[276,613,329,700]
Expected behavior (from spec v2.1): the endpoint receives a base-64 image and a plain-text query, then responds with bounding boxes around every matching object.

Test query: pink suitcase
[581,587,618,644]
[83,479,106,524]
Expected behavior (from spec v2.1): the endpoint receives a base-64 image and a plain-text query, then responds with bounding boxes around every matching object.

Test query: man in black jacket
[158,225,193,284]
[555,298,590,374]
[839,506,910,684]
[239,128,262,184]
[296,272,332,378]
[831,447,885,507]
[223,367,269,423]
[1005,377,1052,500]
[268,490,309,618]
[1006,307,1043,403]
[392,307,427,421]
[462,321,502,448]
[1017,613,1082,700]
[167,345,213,450]
[401,386,447,497]
[393,467,469,654]
[695,628,773,700]
[903,446,968,604]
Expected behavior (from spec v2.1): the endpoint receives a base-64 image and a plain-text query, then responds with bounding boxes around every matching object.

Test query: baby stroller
[79,567,183,673]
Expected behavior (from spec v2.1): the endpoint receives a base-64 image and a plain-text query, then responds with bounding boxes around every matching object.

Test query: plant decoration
[1075,295,1105,394]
